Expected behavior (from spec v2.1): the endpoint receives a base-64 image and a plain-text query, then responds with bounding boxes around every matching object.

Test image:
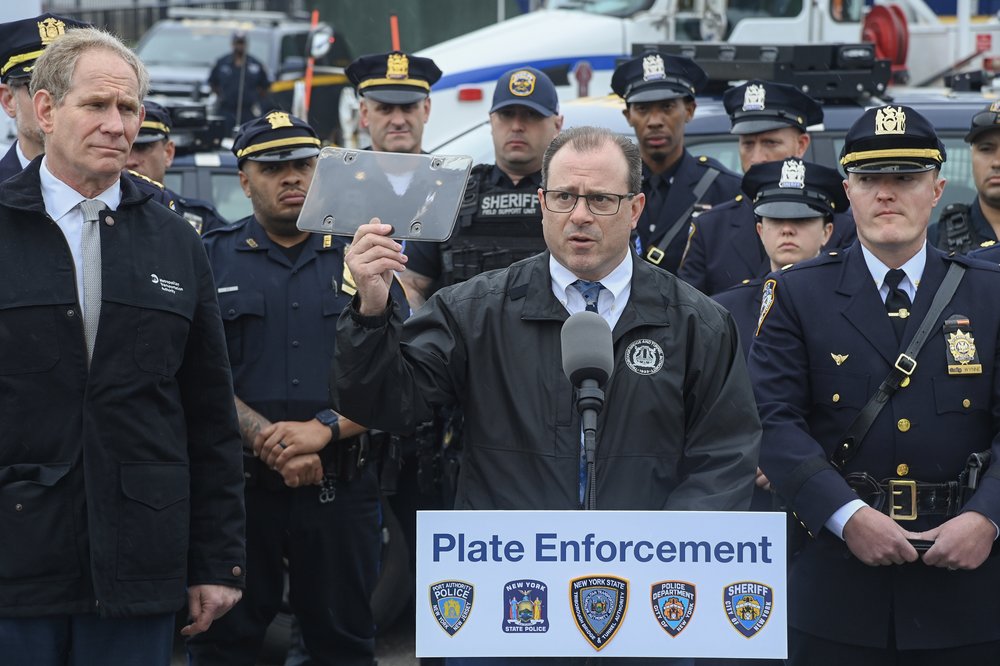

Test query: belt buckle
[645,246,665,265]
[894,353,917,376]
[889,479,917,521]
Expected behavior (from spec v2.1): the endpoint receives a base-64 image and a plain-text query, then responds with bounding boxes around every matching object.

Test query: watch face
[317,409,338,426]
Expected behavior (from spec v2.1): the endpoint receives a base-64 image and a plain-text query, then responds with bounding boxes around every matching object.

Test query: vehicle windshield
[545,0,655,17]
[137,25,272,68]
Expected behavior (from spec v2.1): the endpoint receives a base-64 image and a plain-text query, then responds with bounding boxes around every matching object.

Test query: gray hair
[30,27,149,104]
[541,126,642,194]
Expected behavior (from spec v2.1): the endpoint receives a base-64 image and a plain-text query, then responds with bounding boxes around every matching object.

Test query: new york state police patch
[650,580,696,637]
[723,581,773,638]
[430,580,474,636]
[502,578,549,633]
[570,575,629,650]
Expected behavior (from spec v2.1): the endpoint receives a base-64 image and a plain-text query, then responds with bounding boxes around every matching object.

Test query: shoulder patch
[756,279,777,336]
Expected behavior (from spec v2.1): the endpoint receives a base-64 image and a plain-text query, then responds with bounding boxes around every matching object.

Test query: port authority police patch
[650,581,696,637]
[570,575,629,650]
[430,580,474,636]
[502,579,549,633]
[723,581,773,638]
[625,339,664,376]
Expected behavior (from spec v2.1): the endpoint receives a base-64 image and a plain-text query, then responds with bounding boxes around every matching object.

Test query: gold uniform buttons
[832,393,841,403]
[963,398,971,409]
[897,418,911,432]
[897,463,909,477]
[900,377,910,388]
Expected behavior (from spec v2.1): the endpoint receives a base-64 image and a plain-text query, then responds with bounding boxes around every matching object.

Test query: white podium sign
[416,510,786,659]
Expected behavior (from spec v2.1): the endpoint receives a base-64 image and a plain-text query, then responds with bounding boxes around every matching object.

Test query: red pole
[390,14,401,51]
[303,9,319,114]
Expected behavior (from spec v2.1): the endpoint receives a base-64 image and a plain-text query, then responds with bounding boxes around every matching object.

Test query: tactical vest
[441,164,547,286]
[936,203,976,254]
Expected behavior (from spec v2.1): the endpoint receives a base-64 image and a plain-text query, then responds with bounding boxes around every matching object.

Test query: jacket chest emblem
[625,339,664,376]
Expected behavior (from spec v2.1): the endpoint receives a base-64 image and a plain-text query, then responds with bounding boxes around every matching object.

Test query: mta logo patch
[570,575,629,650]
[723,581,773,638]
[430,580,474,636]
[502,579,549,633]
[650,580,696,637]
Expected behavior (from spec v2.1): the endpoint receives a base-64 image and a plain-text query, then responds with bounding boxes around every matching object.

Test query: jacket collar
[0,156,152,216]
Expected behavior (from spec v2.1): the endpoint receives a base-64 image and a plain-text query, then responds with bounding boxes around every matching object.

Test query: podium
[416,510,787,659]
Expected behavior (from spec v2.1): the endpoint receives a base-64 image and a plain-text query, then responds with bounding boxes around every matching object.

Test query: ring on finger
[279,441,288,449]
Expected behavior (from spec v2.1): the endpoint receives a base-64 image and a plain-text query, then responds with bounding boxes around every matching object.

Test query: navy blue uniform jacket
[748,242,1000,649]
[635,151,740,274]
[679,195,857,295]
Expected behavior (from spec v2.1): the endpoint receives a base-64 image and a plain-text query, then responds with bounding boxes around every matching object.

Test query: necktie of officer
[570,279,606,505]
[884,268,911,343]
[645,174,669,232]
[79,199,105,363]
[572,279,604,314]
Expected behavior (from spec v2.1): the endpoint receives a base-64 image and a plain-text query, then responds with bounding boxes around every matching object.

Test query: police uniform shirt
[405,164,544,280]
[635,150,741,274]
[204,216,356,421]
[928,197,1000,252]
[679,197,858,296]
[712,277,763,360]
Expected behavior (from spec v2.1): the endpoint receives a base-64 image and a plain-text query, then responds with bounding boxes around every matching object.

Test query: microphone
[561,311,614,509]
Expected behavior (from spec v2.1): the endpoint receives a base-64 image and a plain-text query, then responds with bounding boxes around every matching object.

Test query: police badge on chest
[943,314,982,375]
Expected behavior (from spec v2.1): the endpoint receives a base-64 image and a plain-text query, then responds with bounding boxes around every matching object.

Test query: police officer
[679,79,856,295]
[208,30,272,132]
[187,112,393,666]
[401,66,563,309]
[126,99,229,234]
[0,13,87,181]
[0,14,181,210]
[713,158,845,358]
[346,50,441,154]
[929,100,1000,253]
[611,51,741,273]
[749,104,1000,663]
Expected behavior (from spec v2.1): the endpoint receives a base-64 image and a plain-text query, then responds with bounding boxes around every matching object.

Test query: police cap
[232,111,321,166]
[346,51,442,105]
[135,100,172,145]
[490,66,558,117]
[965,100,1000,143]
[840,104,946,174]
[744,158,848,220]
[611,51,707,104]
[0,13,89,83]
[723,80,823,135]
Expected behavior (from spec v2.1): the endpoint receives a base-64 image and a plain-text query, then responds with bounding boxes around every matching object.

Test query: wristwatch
[315,409,341,442]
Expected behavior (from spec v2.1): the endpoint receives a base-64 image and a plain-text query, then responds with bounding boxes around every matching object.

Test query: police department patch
[502,579,549,633]
[625,339,664,375]
[509,69,536,97]
[723,581,773,638]
[570,575,629,650]
[650,581,696,637]
[430,580,474,636]
[756,279,777,336]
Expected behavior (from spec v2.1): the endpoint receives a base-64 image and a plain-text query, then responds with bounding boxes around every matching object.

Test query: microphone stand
[576,379,605,510]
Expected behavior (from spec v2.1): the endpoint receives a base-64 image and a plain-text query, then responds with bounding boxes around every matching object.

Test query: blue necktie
[570,279,605,505]
[572,279,604,314]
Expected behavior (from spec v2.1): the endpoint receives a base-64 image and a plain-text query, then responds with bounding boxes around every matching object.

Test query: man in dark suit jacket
[679,80,856,295]
[611,51,741,273]
[749,104,1000,664]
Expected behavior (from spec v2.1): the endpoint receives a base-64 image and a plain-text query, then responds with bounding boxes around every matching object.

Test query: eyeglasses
[542,189,635,216]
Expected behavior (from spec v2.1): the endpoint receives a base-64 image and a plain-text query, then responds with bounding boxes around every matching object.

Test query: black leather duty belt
[845,472,961,521]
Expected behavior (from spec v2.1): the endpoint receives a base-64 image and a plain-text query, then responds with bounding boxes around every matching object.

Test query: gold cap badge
[386,53,409,80]
[266,111,293,130]
[875,106,906,136]
[38,17,67,45]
